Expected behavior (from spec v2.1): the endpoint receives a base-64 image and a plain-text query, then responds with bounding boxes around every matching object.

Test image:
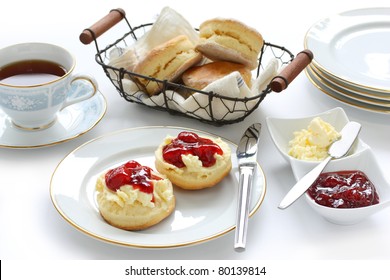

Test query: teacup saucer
[0,91,106,148]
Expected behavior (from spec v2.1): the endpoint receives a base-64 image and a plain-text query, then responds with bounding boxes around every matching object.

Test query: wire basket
[81,9,311,126]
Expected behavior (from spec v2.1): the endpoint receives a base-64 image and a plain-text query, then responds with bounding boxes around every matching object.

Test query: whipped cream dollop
[96,173,174,209]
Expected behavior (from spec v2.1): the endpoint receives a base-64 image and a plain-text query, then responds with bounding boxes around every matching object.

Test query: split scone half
[96,160,175,230]
[155,131,232,190]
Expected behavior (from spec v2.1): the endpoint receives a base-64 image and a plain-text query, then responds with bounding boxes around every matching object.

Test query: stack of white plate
[304,8,390,113]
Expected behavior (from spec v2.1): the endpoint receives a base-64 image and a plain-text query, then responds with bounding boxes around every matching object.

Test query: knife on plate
[278,121,361,209]
[234,123,261,251]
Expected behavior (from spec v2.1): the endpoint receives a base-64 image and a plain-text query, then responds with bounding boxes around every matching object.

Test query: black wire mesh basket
[81,9,312,126]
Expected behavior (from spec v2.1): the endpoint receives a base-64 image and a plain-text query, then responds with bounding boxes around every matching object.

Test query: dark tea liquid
[0,60,67,86]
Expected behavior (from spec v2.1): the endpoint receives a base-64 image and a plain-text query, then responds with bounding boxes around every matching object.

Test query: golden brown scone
[196,18,264,70]
[155,131,232,190]
[95,161,175,230]
[182,61,252,90]
[133,35,203,96]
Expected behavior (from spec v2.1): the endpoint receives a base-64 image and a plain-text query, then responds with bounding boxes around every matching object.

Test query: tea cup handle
[61,74,98,109]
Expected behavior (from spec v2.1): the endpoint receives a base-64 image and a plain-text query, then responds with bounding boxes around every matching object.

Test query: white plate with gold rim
[0,90,106,148]
[50,126,266,248]
[305,7,390,93]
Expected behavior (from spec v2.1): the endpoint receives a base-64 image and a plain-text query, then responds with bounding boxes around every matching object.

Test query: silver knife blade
[234,123,261,251]
[278,121,361,209]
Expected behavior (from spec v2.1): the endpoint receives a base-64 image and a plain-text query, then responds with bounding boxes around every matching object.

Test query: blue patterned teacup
[0,42,98,130]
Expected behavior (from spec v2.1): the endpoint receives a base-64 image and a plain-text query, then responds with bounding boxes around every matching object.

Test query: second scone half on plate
[155,131,232,190]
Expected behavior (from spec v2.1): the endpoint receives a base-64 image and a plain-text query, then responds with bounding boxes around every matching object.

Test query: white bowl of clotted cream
[266,107,368,181]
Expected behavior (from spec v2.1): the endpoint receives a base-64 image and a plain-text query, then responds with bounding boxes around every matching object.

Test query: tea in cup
[0,42,98,130]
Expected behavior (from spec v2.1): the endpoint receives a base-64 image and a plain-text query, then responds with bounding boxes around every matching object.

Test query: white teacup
[0,42,98,130]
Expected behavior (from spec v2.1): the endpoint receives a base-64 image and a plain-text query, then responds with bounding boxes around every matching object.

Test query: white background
[1,0,390,276]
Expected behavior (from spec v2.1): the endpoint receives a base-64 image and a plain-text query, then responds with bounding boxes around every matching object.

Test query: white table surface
[1,0,390,260]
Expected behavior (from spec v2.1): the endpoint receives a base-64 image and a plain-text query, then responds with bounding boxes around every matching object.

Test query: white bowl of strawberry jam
[304,147,390,225]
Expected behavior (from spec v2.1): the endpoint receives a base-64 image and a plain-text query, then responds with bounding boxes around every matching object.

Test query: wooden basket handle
[79,8,126,45]
[270,49,313,92]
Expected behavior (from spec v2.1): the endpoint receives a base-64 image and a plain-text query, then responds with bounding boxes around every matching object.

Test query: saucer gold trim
[0,90,107,149]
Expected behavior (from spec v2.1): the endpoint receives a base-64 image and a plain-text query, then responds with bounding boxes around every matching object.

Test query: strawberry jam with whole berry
[307,170,379,208]
[162,131,223,168]
[105,160,162,193]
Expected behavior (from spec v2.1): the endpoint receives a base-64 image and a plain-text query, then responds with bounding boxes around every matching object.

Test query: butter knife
[234,123,261,251]
[278,121,361,210]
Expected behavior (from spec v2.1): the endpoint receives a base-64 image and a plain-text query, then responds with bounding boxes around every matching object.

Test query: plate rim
[310,65,390,100]
[305,67,390,114]
[308,65,390,107]
[50,125,267,248]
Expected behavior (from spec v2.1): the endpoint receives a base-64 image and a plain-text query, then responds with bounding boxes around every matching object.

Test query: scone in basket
[80,8,312,126]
